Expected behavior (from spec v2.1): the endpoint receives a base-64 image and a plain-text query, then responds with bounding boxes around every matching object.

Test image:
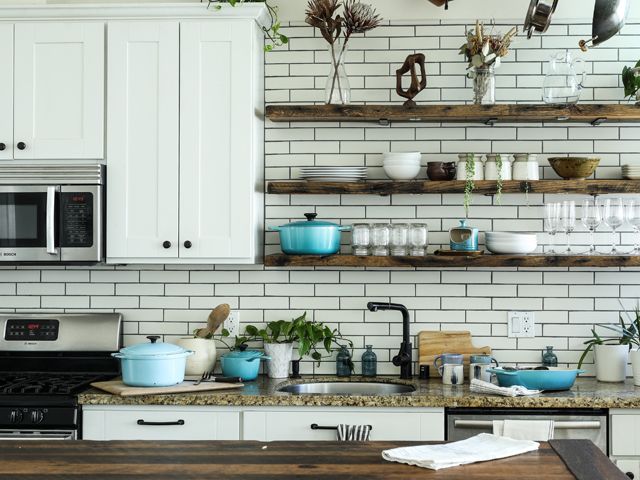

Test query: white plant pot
[174,338,217,376]
[594,344,628,383]
[264,343,294,379]
[631,349,640,386]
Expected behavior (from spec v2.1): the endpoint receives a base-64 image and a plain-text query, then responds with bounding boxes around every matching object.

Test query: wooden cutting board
[418,331,491,379]
[91,380,244,397]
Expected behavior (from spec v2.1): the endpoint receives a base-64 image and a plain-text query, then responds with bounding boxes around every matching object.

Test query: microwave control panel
[4,319,60,341]
[60,192,93,248]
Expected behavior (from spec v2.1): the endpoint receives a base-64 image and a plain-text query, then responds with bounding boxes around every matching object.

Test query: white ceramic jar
[512,153,540,181]
[174,337,217,376]
[484,154,512,181]
[457,154,484,181]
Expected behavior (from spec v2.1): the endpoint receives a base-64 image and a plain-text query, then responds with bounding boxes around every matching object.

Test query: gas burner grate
[0,373,105,395]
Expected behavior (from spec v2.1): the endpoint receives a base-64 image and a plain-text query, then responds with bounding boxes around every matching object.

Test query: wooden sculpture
[395,53,427,108]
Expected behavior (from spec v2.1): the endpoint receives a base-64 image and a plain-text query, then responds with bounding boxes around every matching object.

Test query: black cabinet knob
[0,143,5,151]
[17,142,26,150]
[184,241,192,249]
[163,241,171,249]
[627,473,635,479]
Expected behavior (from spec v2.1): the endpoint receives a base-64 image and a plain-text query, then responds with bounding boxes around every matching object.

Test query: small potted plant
[622,60,640,104]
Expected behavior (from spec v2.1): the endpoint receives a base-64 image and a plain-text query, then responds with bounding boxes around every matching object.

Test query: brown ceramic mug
[427,162,456,181]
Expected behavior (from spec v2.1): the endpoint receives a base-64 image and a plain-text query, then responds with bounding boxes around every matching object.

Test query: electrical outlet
[224,311,240,338]
[507,311,535,338]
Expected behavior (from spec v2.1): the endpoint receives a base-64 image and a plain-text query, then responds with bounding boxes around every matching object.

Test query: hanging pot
[269,213,351,255]
[580,0,631,50]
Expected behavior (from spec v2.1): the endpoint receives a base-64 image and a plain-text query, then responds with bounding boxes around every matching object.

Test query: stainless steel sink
[277,382,416,395]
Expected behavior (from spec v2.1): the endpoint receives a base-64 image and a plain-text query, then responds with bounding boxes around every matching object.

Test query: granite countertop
[78,376,640,408]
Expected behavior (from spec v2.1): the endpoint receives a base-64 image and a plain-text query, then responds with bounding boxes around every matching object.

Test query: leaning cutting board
[418,331,491,379]
[91,380,244,397]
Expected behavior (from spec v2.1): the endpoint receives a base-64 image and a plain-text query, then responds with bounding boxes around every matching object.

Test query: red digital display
[72,195,85,202]
[27,323,40,330]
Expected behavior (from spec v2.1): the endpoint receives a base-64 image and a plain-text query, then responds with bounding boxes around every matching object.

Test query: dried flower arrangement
[306,0,382,104]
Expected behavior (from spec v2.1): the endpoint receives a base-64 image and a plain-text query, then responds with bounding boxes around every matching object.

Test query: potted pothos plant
[622,60,640,103]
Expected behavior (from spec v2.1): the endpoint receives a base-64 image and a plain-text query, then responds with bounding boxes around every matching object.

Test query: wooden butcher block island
[0,440,625,479]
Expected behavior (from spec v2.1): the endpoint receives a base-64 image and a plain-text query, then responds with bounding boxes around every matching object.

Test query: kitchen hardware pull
[0,430,75,440]
[184,241,192,249]
[163,241,172,249]
[453,420,601,430]
[137,419,185,426]
[310,423,373,431]
[17,142,26,150]
[46,186,58,255]
[0,143,5,151]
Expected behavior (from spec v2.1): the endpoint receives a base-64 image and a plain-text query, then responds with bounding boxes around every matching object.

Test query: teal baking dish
[487,367,585,392]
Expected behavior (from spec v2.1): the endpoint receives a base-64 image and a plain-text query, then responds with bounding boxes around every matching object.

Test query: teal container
[269,213,351,255]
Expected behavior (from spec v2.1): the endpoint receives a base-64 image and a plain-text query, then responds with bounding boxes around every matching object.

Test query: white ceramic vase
[174,338,217,376]
[264,342,294,379]
[631,348,640,386]
[594,344,628,383]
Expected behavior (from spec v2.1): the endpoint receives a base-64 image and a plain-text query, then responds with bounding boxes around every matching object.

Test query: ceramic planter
[631,348,640,386]
[264,342,294,379]
[174,337,217,376]
[594,344,629,382]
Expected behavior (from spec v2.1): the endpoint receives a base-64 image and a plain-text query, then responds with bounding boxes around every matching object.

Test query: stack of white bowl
[383,152,422,181]
[622,165,640,180]
[485,232,538,255]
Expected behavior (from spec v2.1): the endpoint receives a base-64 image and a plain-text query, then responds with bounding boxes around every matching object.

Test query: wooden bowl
[548,157,600,180]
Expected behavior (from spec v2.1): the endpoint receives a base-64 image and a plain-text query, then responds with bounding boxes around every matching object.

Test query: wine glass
[560,201,576,254]
[544,203,561,255]
[626,200,640,255]
[581,199,601,255]
[604,198,625,255]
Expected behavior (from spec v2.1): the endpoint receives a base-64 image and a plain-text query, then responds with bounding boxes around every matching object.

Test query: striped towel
[337,424,372,442]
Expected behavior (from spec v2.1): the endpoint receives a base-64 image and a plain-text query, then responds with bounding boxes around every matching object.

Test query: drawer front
[243,410,444,442]
[612,415,640,456]
[84,408,239,441]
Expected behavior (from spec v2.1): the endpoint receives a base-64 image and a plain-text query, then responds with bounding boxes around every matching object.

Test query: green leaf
[245,325,259,336]
[220,329,230,337]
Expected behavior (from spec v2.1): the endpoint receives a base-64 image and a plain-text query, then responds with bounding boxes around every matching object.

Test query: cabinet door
[106,22,179,261]
[0,24,12,160]
[612,414,640,457]
[179,21,259,261]
[13,22,104,159]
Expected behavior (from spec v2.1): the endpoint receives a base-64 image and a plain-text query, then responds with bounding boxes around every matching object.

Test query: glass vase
[362,345,377,377]
[325,42,351,105]
[471,66,495,105]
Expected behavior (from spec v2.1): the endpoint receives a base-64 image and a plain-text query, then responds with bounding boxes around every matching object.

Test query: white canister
[512,154,540,181]
[594,344,628,383]
[263,342,294,379]
[484,154,512,181]
[174,337,217,376]
[631,348,640,386]
[457,154,484,181]
[441,364,464,385]
[470,363,493,383]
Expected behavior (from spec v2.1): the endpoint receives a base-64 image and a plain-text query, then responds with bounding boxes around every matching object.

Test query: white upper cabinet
[13,22,104,159]
[106,22,180,260]
[0,24,13,161]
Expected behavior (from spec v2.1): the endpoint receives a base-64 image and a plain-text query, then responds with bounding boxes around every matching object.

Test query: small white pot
[631,349,640,386]
[174,338,217,376]
[264,343,294,379]
[457,154,484,181]
[594,344,628,383]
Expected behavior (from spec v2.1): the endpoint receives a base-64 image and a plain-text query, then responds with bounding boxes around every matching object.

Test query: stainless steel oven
[0,165,104,264]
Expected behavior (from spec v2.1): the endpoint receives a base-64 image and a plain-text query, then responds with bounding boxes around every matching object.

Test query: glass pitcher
[543,51,586,104]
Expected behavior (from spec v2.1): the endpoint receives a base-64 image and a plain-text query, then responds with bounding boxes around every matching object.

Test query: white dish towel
[493,420,555,441]
[381,433,539,470]
[470,378,542,397]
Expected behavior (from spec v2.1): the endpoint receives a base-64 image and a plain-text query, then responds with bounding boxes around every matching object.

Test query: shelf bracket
[378,118,390,126]
[591,117,607,126]
[485,117,498,126]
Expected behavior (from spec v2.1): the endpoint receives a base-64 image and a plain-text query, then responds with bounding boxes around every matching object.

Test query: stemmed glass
[626,200,640,255]
[544,203,561,255]
[560,201,576,254]
[604,198,625,255]
[581,199,602,255]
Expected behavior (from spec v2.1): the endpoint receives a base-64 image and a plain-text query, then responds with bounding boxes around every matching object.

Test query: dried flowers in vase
[459,20,517,104]
[306,0,382,105]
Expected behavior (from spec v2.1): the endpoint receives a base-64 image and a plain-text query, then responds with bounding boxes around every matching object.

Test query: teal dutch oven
[220,350,270,381]
[269,213,351,255]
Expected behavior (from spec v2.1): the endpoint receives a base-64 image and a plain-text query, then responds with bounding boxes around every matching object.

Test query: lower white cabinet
[610,409,640,478]
[82,406,240,441]
[243,408,445,442]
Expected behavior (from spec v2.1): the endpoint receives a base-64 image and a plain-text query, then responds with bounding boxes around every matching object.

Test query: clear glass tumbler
[409,224,429,256]
[351,224,371,256]
[544,203,561,254]
[390,224,409,256]
[371,223,390,256]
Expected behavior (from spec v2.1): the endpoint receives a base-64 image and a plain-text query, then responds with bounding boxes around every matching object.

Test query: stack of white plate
[300,167,367,183]
[485,232,538,255]
[622,165,640,180]
[382,152,422,181]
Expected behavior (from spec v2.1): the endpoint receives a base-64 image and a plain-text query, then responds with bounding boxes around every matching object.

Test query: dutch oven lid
[119,336,188,358]
[282,213,340,228]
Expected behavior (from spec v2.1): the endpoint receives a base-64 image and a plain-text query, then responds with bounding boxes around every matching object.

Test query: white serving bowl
[383,159,421,166]
[383,152,422,164]
[383,163,421,181]
[486,236,538,255]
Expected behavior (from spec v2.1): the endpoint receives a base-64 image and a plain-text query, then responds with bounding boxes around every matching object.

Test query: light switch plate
[224,311,240,338]
[508,311,535,338]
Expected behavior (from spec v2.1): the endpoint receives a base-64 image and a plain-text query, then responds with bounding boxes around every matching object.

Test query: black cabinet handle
[17,142,26,150]
[626,473,635,479]
[163,241,171,249]
[137,419,185,426]
[184,241,192,249]
[0,143,5,151]
[310,423,373,431]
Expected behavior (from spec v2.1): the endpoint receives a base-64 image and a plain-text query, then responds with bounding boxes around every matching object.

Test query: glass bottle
[325,42,350,105]
[362,345,377,377]
[471,65,495,105]
[542,346,558,367]
[336,346,352,377]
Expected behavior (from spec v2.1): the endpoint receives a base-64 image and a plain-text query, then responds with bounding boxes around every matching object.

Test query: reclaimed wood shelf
[265,254,640,268]
[265,103,640,125]
[267,180,640,196]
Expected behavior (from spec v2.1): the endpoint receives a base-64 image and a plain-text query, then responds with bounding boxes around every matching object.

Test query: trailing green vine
[464,153,475,217]
[495,154,503,205]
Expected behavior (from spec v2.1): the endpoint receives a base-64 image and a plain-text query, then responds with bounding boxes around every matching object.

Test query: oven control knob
[30,409,44,424]
[9,409,23,424]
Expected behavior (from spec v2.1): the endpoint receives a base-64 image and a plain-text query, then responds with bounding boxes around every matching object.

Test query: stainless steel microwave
[0,164,104,264]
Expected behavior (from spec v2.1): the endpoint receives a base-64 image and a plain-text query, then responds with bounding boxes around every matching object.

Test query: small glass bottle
[542,346,558,367]
[336,346,352,377]
[362,345,377,377]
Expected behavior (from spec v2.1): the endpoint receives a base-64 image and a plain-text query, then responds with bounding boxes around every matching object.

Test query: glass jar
[362,345,377,377]
[471,65,495,105]
[351,224,371,256]
[542,346,558,367]
[336,346,352,377]
[371,223,390,256]
[390,224,409,256]
[409,223,429,256]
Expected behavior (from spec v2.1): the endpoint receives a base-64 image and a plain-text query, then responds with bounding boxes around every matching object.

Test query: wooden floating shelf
[265,103,640,125]
[265,254,640,268]
[267,180,640,196]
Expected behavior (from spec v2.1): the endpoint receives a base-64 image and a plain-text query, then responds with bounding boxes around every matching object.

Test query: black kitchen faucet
[367,302,412,379]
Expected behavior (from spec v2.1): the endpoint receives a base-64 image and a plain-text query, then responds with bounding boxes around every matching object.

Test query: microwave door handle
[46,186,58,255]
[453,420,602,430]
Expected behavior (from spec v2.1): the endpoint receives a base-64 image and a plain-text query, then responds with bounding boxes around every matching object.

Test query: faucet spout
[366,302,412,379]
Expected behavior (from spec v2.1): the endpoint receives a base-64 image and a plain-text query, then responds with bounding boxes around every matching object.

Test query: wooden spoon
[196,303,231,338]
